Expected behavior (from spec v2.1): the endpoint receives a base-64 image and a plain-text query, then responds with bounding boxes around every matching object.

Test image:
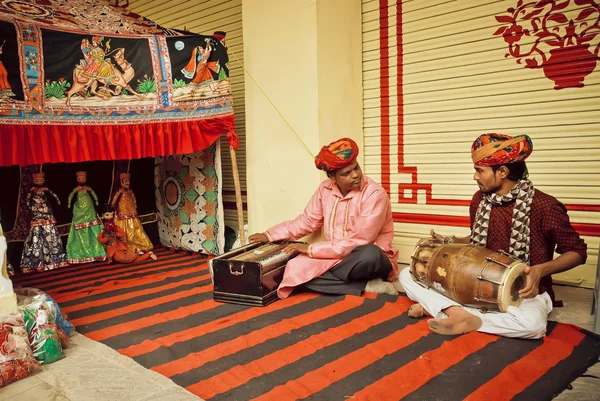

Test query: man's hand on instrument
[430,229,455,244]
[519,265,543,299]
[282,243,309,255]
[249,232,269,243]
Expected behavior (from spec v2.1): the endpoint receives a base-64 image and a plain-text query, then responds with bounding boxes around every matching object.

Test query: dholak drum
[409,239,527,312]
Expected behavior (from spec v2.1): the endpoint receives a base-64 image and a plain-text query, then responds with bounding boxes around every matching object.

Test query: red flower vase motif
[493,1,600,90]
[543,44,598,89]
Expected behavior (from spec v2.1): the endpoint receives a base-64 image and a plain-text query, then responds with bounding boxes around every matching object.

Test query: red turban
[471,133,533,166]
[314,138,359,171]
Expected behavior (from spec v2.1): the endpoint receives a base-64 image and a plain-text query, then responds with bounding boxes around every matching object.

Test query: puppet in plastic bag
[19,296,64,364]
[0,312,40,388]
[66,171,107,264]
[111,173,156,259]
[15,287,74,343]
[20,172,69,273]
[98,204,150,264]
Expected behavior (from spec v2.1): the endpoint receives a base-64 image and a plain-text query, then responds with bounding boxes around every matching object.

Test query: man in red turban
[399,133,587,339]
[250,137,400,298]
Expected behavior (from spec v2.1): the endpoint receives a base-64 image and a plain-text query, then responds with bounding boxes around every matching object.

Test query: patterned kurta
[470,189,587,302]
[20,187,68,273]
[66,186,106,264]
[112,188,153,253]
[267,176,399,299]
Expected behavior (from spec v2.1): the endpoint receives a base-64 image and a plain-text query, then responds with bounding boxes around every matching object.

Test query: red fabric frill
[0,115,238,166]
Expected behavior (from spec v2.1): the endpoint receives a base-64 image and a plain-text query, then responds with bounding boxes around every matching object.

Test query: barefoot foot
[427,313,482,335]
[365,278,398,295]
[408,303,426,318]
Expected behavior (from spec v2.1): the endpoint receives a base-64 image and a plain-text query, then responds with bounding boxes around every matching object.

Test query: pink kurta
[266,176,399,299]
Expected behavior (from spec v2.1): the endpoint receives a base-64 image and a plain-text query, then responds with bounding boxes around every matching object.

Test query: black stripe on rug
[133,295,347,369]
[172,294,403,387]
[210,307,426,401]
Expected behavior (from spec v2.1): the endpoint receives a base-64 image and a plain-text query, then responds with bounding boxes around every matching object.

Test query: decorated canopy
[0,0,238,166]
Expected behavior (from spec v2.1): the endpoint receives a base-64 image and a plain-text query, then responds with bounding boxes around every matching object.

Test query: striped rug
[11,249,600,401]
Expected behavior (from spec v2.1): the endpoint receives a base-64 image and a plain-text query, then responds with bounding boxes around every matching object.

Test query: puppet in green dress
[66,171,106,264]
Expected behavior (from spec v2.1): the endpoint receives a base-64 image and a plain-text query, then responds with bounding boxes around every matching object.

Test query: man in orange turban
[399,133,587,339]
[249,137,400,298]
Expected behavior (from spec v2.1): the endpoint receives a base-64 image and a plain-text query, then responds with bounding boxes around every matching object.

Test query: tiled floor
[0,285,598,401]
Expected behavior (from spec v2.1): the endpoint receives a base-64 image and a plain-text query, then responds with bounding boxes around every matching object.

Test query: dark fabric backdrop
[0,158,158,271]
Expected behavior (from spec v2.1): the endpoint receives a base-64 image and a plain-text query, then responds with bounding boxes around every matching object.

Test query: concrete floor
[0,285,598,401]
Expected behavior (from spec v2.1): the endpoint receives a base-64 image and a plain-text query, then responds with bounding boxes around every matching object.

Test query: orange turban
[471,133,533,166]
[314,138,359,171]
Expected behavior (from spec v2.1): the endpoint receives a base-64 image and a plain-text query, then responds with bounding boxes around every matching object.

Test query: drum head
[499,262,527,312]
[410,239,440,279]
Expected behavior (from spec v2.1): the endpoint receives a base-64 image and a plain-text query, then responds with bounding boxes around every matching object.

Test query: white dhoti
[399,267,552,339]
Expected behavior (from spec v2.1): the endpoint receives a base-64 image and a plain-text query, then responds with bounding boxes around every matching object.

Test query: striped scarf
[470,179,534,263]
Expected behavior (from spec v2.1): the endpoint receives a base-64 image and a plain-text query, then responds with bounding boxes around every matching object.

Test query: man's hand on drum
[430,229,469,244]
[249,232,269,243]
[282,243,309,255]
[430,229,455,244]
[519,265,543,299]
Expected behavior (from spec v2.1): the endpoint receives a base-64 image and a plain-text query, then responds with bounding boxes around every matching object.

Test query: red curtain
[0,115,238,166]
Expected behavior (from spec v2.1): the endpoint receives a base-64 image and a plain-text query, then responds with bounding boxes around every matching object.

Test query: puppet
[20,172,68,273]
[97,204,150,264]
[111,173,156,259]
[66,171,106,264]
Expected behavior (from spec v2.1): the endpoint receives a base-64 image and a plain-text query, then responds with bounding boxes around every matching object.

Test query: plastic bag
[45,295,75,338]
[15,287,75,338]
[0,312,40,388]
[19,298,64,364]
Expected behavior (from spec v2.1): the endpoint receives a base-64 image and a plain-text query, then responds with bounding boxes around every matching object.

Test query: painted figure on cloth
[97,204,150,264]
[399,133,587,339]
[65,36,141,106]
[111,173,157,259]
[65,171,106,264]
[20,172,69,273]
[81,36,114,78]
[181,38,218,85]
[249,137,400,299]
[0,40,15,98]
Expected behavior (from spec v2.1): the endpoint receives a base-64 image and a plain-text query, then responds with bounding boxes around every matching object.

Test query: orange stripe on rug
[119,292,320,358]
[51,265,208,303]
[85,298,221,341]
[248,319,432,401]
[50,259,202,293]
[61,273,208,314]
[12,248,173,287]
[464,324,586,401]
[187,297,413,399]
[151,295,365,378]
[351,331,499,401]
[70,278,211,326]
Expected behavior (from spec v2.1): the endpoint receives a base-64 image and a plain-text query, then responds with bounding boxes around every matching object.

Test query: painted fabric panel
[155,142,224,255]
[0,0,237,166]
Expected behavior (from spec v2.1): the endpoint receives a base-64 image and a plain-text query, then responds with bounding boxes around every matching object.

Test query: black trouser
[301,244,392,296]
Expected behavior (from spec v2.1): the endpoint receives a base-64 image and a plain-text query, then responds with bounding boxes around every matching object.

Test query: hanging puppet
[20,172,69,273]
[66,171,106,264]
[97,204,150,264]
[111,173,157,259]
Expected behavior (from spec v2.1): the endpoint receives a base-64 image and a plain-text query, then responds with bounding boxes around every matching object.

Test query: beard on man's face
[478,181,502,195]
